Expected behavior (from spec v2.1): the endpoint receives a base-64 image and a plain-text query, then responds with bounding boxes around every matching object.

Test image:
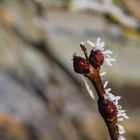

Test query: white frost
[118,124,125,135]
[100,72,107,76]
[87,38,115,66]
[82,77,95,100]
[119,136,126,140]
[104,81,108,88]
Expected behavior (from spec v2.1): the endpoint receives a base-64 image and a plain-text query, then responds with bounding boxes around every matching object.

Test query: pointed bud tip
[80,42,87,52]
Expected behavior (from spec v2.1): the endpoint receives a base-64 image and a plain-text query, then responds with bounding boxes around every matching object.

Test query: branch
[73,38,129,140]
[71,0,140,30]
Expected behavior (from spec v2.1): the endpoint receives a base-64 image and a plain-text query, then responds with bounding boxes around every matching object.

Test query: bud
[89,50,104,68]
[73,55,89,74]
[98,99,117,123]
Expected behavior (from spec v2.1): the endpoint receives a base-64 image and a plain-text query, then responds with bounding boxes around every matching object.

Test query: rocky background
[0,0,140,140]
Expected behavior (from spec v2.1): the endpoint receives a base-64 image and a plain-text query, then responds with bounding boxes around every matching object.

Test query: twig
[85,58,119,140]
[71,0,140,30]
[73,38,129,140]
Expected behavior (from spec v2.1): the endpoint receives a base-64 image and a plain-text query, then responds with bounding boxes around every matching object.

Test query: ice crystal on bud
[87,38,115,66]
[117,110,129,120]
[118,124,125,134]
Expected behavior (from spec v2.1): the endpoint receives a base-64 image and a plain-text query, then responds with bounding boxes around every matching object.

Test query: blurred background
[0,0,140,140]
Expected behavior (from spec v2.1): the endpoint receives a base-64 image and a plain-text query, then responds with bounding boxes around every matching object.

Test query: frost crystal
[100,72,106,76]
[82,77,95,100]
[87,38,116,66]
[119,135,126,140]
[104,81,108,88]
[118,124,125,134]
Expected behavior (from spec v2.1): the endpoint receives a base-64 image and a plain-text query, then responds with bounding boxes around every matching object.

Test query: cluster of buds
[72,38,129,140]
[73,39,105,74]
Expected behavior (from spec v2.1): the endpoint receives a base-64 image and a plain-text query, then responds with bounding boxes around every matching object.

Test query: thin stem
[106,122,119,140]
[86,66,105,100]
[80,43,89,61]
[86,65,119,140]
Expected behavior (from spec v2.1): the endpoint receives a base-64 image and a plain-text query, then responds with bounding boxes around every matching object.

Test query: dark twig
[86,62,119,140]
[73,39,128,140]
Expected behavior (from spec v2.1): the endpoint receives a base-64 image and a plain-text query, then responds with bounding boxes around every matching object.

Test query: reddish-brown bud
[73,55,89,74]
[89,50,104,68]
[98,99,117,123]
